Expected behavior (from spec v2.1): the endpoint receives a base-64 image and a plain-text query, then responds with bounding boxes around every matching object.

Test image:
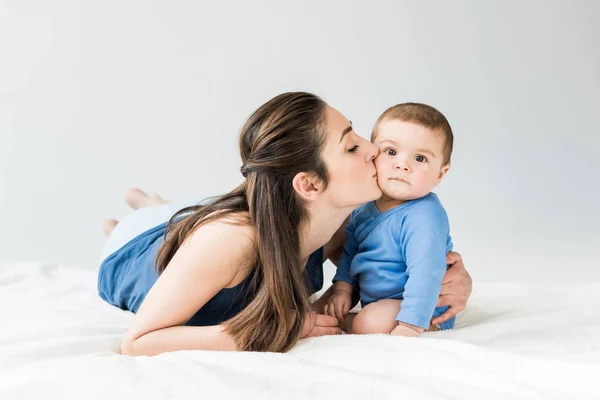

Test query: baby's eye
[414,155,427,163]
[386,149,396,156]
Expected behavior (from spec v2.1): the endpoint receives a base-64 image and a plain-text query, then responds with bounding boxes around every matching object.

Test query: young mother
[99,92,472,356]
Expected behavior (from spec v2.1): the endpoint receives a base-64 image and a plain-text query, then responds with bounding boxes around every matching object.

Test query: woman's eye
[415,155,427,163]
[386,149,396,156]
[348,145,360,153]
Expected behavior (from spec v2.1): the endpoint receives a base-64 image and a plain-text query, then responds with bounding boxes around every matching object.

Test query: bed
[1,263,598,399]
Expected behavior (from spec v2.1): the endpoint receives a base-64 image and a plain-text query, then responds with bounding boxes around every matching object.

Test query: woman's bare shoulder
[182,211,257,286]
[192,211,254,241]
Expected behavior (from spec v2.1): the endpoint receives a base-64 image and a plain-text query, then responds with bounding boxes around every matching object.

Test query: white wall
[1,0,599,283]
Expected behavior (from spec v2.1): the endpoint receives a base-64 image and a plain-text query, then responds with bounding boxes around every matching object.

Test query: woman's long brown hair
[155,92,329,352]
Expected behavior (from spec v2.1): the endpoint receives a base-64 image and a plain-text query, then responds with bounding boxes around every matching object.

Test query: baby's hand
[390,322,424,337]
[324,289,352,324]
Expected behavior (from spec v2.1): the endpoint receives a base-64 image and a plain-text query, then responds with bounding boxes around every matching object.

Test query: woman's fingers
[436,294,466,308]
[431,305,460,326]
[433,293,466,325]
[302,313,342,338]
[445,251,463,267]
[308,325,343,337]
[314,313,339,327]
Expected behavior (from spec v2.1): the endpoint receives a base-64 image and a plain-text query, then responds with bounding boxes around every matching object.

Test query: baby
[325,103,455,337]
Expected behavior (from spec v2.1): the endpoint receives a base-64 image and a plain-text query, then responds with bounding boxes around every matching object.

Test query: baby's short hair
[372,103,454,165]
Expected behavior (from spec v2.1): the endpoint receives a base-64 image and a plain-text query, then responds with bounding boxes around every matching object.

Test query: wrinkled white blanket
[1,263,598,399]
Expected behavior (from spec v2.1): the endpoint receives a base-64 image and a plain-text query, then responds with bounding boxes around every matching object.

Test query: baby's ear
[436,164,450,185]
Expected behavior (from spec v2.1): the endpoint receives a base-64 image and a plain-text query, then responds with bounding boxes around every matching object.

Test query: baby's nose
[394,161,410,171]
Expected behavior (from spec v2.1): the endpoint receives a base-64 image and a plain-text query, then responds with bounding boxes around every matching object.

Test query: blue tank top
[98,221,324,326]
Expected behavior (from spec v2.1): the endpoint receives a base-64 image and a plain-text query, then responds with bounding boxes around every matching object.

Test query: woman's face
[319,105,382,209]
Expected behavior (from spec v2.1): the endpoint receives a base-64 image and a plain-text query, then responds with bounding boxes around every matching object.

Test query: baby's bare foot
[102,219,119,236]
[124,188,168,209]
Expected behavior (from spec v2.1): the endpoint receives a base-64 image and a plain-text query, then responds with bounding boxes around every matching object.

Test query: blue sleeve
[332,216,359,289]
[396,204,452,329]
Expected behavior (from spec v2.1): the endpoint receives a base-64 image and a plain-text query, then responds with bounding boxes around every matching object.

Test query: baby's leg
[349,299,402,335]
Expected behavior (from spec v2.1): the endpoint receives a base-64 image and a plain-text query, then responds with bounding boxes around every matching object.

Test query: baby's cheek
[413,171,434,189]
[423,172,441,190]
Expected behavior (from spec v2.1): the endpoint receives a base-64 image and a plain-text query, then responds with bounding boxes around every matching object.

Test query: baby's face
[373,120,449,203]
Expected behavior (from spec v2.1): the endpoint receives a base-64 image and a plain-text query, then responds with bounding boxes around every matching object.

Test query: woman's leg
[123,188,168,210]
[102,189,169,236]
[102,219,120,236]
[99,188,201,262]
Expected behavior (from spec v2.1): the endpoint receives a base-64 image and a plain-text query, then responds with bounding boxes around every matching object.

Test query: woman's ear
[292,172,324,202]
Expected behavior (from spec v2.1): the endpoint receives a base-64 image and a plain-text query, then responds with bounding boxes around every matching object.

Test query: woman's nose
[364,140,379,162]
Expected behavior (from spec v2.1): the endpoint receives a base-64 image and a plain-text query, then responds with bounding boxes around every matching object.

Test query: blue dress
[98,221,324,326]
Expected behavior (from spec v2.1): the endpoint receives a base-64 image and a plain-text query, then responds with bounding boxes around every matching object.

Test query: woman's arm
[120,220,255,356]
[121,325,236,356]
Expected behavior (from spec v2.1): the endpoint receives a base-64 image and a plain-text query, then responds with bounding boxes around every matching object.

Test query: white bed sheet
[1,263,598,400]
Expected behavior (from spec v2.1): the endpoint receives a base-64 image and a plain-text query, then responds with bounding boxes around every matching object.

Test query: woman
[99,92,472,355]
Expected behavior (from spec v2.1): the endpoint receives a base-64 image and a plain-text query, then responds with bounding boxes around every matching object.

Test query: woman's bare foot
[102,189,168,236]
[124,188,168,209]
[102,219,119,236]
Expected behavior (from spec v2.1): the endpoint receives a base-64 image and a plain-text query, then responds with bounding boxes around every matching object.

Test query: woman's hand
[431,251,473,326]
[300,312,342,339]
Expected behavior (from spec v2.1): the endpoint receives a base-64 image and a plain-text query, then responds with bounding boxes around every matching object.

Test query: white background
[1,1,598,282]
